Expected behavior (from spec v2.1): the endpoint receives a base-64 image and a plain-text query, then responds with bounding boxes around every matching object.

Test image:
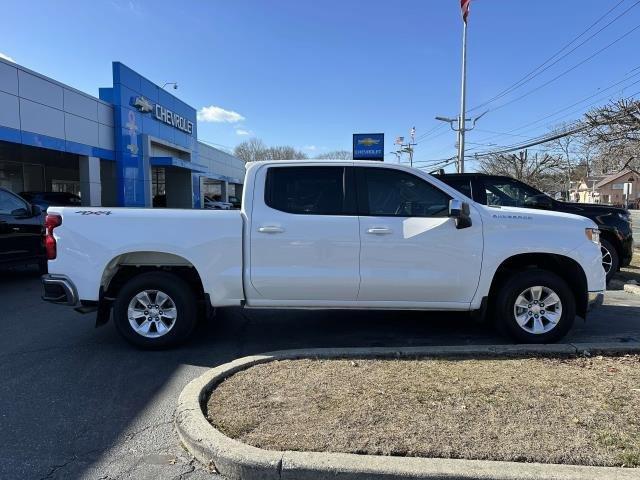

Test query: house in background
[594,169,639,207]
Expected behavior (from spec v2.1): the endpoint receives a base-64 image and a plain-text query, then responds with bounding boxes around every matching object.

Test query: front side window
[357,168,450,217]
[265,166,351,215]
[484,179,546,207]
[0,190,28,215]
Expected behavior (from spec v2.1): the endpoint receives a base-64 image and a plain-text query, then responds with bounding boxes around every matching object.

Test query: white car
[203,197,232,210]
[42,160,605,348]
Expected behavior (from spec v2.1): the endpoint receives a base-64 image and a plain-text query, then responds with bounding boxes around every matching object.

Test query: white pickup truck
[42,160,605,348]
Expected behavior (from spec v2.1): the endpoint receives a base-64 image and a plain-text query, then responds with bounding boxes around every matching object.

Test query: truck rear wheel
[113,271,198,349]
[495,269,575,343]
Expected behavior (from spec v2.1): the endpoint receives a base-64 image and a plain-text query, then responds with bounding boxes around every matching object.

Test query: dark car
[228,195,241,209]
[0,187,46,272]
[19,191,82,210]
[437,173,633,282]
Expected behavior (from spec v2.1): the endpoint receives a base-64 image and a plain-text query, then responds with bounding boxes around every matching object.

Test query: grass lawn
[207,355,640,467]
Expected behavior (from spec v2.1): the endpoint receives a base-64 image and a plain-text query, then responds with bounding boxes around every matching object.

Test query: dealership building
[0,59,245,208]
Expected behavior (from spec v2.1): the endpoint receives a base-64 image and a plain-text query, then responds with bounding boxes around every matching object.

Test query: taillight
[44,214,62,260]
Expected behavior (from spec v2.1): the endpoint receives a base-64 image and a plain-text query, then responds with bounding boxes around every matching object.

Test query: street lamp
[162,82,178,90]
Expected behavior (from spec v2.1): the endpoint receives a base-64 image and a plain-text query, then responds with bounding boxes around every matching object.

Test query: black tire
[38,258,48,275]
[495,269,575,344]
[600,238,619,283]
[113,271,198,349]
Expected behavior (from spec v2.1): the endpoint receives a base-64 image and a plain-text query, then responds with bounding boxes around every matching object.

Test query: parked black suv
[19,191,81,210]
[437,173,633,282]
[0,187,46,271]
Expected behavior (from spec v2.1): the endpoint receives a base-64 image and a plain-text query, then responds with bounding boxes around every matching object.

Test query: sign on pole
[353,133,384,161]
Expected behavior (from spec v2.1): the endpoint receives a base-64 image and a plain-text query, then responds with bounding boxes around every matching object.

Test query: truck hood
[481,205,596,228]
[555,201,628,216]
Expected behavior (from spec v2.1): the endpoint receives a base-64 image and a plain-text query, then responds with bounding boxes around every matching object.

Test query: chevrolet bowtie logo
[358,137,380,147]
[132,96,153,113]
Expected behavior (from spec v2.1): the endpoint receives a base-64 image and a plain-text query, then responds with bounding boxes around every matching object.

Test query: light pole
[162,82,178,90]
[435,111,486,172]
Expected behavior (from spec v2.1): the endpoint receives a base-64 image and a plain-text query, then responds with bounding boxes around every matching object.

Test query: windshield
[484,178,549,208]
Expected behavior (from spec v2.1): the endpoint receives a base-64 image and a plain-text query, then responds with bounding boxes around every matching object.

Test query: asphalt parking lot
[1,268,640,480]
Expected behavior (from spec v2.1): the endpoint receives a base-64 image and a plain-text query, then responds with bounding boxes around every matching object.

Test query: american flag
[461,0,471,23]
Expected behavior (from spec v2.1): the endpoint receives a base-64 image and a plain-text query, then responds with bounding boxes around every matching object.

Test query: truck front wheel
[495,269,575,343]
[113,271,198,349]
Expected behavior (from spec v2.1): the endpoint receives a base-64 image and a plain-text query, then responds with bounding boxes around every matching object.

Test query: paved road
[1,269,639,480]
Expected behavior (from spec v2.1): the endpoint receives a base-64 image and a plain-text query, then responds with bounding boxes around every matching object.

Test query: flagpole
[457,17,468,173]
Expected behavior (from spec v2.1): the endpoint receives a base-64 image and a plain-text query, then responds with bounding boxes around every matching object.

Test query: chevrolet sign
[353,133,384,161]
[155,105,194,135]
[132,96,194,135]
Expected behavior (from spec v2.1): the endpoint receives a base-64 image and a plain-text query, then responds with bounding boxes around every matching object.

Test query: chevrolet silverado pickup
[41,161,606,348]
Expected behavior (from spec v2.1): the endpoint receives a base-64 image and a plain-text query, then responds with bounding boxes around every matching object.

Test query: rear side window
[439,177,473,199]
[264,166,353,215]
[357,167,450,217]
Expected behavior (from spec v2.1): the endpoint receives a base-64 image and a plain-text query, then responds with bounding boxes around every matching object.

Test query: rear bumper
[41,274,78,306]
[588,291,604,311]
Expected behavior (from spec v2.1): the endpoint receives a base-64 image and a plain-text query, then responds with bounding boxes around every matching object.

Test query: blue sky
[2,0,639,170]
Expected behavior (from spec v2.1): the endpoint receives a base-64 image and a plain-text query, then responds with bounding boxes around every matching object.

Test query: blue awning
[150,156,208,173]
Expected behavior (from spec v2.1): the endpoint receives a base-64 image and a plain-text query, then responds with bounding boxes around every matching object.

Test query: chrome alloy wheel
[127,290,177,338]
[513,286,563,335]
[601,245,613,275]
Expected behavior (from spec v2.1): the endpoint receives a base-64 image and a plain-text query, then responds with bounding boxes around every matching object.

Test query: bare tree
[478,149,564,193]
[233,138,267,163]
[584,98,640,173]
[233,138,308,162]
[315,150,352,160]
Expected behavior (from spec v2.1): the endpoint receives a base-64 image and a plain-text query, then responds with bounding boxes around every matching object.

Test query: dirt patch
[207,355,640,467]
[610,251,640,290]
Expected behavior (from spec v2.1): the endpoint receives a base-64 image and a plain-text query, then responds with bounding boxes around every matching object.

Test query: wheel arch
[488,253,588,319]
[101,251,206,301]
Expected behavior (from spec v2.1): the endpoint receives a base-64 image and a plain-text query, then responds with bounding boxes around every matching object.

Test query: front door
[249,165,360,302]
[356,166,483,305]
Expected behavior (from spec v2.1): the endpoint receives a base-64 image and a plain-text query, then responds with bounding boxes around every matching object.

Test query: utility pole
[457,18,468,173]
[394,127,417,167]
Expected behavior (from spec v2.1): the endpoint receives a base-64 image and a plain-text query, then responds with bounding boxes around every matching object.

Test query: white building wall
[197,142,246,183]
[0,58,115,151]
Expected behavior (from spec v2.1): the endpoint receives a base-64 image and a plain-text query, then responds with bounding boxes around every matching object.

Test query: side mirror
[449,199,472,229]
[31,205,42,217]
[11,207,30,218]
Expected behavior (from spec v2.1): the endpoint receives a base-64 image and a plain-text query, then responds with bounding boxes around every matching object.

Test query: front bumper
[42,274,78,306]
[588,291,604,311]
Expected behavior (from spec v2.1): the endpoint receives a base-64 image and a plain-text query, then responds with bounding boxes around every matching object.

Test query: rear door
[248,165,360,302]
[356,166,483,304]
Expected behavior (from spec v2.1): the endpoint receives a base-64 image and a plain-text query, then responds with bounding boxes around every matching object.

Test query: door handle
[367,227,392,235]
[258,225,284,234]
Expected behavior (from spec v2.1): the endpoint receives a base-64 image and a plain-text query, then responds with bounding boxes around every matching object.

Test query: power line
[484,21,640,115]
[465,67,640,150]
[468,0,635,113]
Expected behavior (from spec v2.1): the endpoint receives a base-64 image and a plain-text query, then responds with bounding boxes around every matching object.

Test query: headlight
[618,212,631,223]
[585,228,600,245]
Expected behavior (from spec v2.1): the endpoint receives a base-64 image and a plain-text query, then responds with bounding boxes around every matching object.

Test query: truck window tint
[359,168,450,217]
[265,167,346,215]
[484,179,543,207]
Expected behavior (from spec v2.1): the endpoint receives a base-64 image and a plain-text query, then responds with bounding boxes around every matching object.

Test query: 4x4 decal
[75,211,112,215]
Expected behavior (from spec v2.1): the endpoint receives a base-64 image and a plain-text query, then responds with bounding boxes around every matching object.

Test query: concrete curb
[176,343,640,480]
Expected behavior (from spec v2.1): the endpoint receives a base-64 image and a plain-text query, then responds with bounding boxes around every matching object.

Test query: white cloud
[304,145,317,151]
[0,52,15,63]
[235,128,252,136]
[197,105,245,123]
